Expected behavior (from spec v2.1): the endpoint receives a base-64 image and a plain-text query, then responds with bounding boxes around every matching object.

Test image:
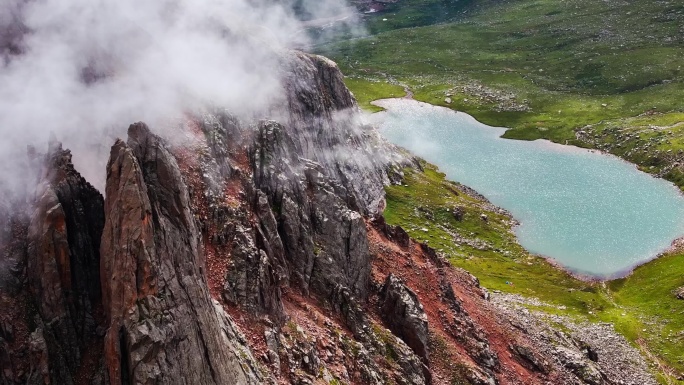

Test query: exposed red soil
[220,218,564,384]
[220,288,377,385]
[172,119,228,300]
[222,302,272,372]
[366,220,561,385]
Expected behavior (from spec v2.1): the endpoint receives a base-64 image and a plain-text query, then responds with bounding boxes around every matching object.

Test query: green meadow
[319,0,684,185]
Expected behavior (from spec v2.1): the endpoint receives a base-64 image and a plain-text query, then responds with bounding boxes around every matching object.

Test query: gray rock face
[223,223,283,316]
[379,274,430,364]
[674,286,684,299]
[251,120,373,300]
[192,52,407,323]
[100,123,267,385]
[280,51,400,215]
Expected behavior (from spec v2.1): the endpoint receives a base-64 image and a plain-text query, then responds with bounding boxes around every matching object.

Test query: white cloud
[0,0,360,193]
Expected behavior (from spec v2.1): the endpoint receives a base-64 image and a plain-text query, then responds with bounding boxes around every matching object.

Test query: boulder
[510,344,549,374]
[452,206,465,221]
[374,215,411,247]
[674,286,684,300]
[379,274,429,363]
[553,345,603,385]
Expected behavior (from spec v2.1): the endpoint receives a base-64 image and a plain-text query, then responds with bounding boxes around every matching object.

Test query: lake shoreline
[371,98,684,200]
[371,97,684,283]
[532,237,684,283]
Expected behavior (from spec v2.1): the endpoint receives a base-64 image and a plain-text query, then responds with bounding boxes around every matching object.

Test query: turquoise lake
[373,99,684,277]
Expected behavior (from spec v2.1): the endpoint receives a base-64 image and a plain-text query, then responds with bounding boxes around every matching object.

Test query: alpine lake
[373,99,684,278]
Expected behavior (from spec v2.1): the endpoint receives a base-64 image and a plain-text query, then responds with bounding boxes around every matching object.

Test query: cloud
[0,0,361,194]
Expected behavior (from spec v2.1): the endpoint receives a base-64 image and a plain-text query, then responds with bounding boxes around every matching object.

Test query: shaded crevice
[119,326,130,385]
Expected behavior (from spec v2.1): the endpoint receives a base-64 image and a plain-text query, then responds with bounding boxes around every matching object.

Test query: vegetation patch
[574,112,684,187]
[344,78,406,112]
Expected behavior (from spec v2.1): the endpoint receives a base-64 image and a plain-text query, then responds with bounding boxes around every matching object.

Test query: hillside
[320,0,684,187]
[317,0,684,382]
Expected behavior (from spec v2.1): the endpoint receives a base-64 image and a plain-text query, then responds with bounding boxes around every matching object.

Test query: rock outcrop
[251,119,373,300]
[379,274,430,364]
[674,286,684,300]
[280,51,398,215]
[100,123,266,385]
[2,143,105,385]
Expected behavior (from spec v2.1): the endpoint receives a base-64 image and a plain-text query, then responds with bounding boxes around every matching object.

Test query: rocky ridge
[0,51,659,385]
[491,293,657,385]
[100,123,265,385]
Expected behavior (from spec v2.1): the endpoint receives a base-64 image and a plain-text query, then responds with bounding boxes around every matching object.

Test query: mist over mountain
[0,0,361,194]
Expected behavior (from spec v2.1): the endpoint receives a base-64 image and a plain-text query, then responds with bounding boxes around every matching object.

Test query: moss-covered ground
[385,162,684,383]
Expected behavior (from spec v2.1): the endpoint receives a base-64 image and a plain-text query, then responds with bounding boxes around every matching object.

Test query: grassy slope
[319,0,684,185]
[385,163,609,314]
[387,162,684,382]
[343,78,405,112]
